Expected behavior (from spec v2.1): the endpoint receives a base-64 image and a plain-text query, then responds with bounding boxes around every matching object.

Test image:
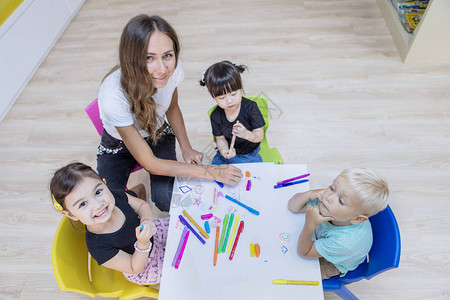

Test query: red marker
[229,220,244,260]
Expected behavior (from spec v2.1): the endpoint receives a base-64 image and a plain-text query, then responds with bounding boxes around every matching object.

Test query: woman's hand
[209,165,243,185]
[182,148,203,164]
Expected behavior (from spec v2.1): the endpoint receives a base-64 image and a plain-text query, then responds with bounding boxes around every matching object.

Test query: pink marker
[175,230,190,269]
[246,179,252,191]
[201,213,213,220]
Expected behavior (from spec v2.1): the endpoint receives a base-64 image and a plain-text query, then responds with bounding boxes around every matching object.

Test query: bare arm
[297,205,334,257]
[116,125,242,184]
[165,88,203,164]
[232,123,264,143]
[288,189,323,213]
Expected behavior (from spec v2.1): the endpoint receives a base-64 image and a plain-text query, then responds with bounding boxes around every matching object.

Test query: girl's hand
[135,222,157,247]
[221,148,236,159]
[182,148,203,164]
[232,122,249,140]
[305,205,334,228]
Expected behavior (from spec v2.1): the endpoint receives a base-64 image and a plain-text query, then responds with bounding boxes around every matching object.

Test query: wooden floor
[1,0,449,299]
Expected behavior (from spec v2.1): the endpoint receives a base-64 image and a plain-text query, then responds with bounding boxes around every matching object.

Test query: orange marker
[214,226,219,266]
[255,243,260,257]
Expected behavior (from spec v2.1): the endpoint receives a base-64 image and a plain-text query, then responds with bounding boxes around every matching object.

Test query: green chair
[207,94,283,164]
[52,217,159,299]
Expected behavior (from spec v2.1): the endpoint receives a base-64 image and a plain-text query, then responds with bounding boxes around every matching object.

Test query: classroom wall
[0,0,85,122]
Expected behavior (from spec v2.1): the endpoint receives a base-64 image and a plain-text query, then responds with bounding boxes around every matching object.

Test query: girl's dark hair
[50,162,102,209]
[105,14,180,144]
[199,61,247,97]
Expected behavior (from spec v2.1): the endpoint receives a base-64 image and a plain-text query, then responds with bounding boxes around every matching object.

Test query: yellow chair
[207,94,284,164]
[52,216,159,299]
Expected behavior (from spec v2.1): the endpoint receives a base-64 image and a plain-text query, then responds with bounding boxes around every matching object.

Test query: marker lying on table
[172,227,188,267]
[272,279,319,286]
[178,215,205,244]
[183,210,209,239]
[175,231,190,269]
[229,220,244,260]
[273,179,309,189]
[222,213,234,253]
[218,214,229,253]
[214,226,219,266]
[225,195,260,216]
[227,215,239,253]
[276,173,310,186]
[214,180,224,188]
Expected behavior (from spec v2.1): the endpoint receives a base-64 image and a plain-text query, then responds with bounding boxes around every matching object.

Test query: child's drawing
[279,233,290,241]
[171,194,181,208]
[180,193,194,209]
[179,185,192,194]
[281,246,288,254]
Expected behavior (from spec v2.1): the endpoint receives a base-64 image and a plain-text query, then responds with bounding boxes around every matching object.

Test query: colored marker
[218,214,229,253]
[214,226,219,266]
[228,134,236,154]
[222,213,234,253]
[139,224,144,231]
[272,279,319,286]
[175,231,190,269]
[255,243,260,257]
[172,227,188,267]
[227,215,240,253]
[215,180,224,188]
[229,220,244,260]
[250,243,255,257]
[201,213,213,220]
[225,195,260,216]
[178,215,205,244]
[204,221,210,234]
[273,179,309,189]
[183,210,209,239]
[276,173,310,186]
[246,179,252,191]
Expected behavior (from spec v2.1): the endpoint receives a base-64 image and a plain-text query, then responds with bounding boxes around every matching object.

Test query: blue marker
[225,195,260,216]
[179,215,206,244]
[204,221,210,234]
[273,179,309,189]
[139,224,144,230]
[214,180,224,188]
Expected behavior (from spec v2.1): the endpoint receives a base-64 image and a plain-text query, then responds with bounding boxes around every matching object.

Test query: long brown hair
[107,14,180,143]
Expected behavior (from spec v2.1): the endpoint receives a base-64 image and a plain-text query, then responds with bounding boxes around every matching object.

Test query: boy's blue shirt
[307,200,372,275]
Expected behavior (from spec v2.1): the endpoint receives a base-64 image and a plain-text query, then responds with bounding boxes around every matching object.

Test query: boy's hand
[288,189,324,212]
[305,205,334,228]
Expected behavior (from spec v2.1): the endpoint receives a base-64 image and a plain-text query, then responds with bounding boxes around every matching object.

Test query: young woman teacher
[96,15,242,212]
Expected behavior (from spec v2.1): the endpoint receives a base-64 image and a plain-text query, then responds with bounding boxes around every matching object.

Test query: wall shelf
[377,0,450,63]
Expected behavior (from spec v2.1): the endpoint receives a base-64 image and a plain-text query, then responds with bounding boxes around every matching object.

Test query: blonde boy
[288,168,389,279]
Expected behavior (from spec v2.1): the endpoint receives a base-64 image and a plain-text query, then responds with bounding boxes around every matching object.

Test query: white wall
[0,0,85,122]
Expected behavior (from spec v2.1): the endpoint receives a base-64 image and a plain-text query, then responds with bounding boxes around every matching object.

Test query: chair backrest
[366,205,401,279]
[52,217,158,299]
[340,205,401,283]
[85,98,104,136]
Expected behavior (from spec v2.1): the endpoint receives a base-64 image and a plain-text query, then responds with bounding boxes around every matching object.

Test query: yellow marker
[250,243,255,257]
[227,216,240,253]
[182,210,209,239]
[272,279,319,286]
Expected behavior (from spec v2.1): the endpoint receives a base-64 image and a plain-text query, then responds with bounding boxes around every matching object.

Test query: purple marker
[175,231,190,269]
[201,213,213,220]
[276,173,310,186]
[246,179,252,191]
[179,215,206,244]
[172,227,188,267]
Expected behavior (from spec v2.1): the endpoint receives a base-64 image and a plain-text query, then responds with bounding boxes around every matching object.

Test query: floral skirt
[123,217,169,285]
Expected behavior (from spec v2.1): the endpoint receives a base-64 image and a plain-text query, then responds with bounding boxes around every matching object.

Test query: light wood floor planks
[0,0,449,299]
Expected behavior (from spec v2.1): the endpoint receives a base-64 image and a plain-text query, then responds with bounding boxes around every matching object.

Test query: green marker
[222,213,234,253]
[218,214,229,253]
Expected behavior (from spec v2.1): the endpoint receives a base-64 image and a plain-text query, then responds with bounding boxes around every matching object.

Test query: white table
[159,163,324,300]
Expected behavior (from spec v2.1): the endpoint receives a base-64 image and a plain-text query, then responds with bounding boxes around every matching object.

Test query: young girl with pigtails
[200,61,266,165]
[50,162,168,285]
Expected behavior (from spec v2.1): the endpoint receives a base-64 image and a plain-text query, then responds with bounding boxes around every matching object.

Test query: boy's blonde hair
[339,168,389,217]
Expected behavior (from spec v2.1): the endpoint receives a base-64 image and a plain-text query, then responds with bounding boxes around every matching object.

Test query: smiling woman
[96,15,243,212]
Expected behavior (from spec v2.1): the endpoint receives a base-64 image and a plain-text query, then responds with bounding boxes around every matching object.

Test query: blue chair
[322,205,401,299]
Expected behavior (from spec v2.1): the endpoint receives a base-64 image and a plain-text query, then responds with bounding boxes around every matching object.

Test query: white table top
[159,163,324,300]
